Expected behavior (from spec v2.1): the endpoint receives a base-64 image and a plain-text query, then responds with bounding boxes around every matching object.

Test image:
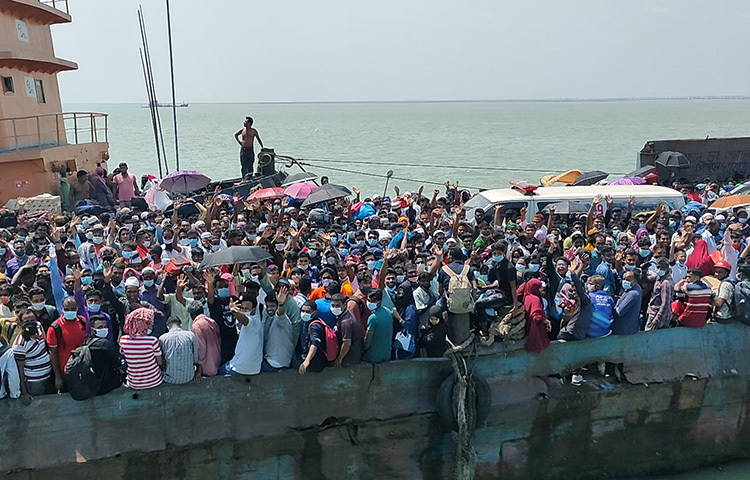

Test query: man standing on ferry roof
[234,117,264,179]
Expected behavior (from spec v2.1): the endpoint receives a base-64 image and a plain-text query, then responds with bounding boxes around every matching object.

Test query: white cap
[141,267,156,275]
[685,216,698,223]
[200,231,212,239]
[715,214,726,221]
[194,220,206,228]
[446,237,458,245]
[124,276,140,288]
[258,222,268,233]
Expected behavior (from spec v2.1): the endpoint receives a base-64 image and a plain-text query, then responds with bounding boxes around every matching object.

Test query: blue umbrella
[160,170,212,194]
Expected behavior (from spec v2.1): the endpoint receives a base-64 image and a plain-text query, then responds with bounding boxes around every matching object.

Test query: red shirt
[46,316,87,369]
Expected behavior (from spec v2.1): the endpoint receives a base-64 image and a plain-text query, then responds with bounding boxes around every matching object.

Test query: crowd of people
[1,171,749,403]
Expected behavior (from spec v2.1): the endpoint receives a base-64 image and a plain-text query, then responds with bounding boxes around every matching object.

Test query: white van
[463,185,686,224]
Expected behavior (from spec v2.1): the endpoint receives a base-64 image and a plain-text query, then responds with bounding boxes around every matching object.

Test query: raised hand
[276,285,289,305]
[229,299,240,313]
[593,194,603,205]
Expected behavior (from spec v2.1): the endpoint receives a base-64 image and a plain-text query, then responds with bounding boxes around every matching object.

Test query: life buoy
[436,372,491,431]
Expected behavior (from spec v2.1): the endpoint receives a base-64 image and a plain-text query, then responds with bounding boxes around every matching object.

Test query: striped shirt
[678,281,713,328]
[120,335,163,390]
[159,329,198,384]
[12,336,52,383]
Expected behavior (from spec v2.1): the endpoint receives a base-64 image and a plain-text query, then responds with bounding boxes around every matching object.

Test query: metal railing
[0,112,108,153]
[39,0,69,15]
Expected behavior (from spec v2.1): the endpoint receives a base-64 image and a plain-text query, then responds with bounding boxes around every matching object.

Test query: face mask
[622,280,633,291]
[217,287,230,298]
[675,260,686,267]
[308,249,318,259]
[31,302,46,311]
[639,248,651,257]
[130,256,142,265]
[366,301,378,311]
[246,234,257,241]
[505,235,516,243]
[299,264,309,270]
[179,239,191,246]
[14,249,25,257]
[143,279,155,288]
[492,255,505,263]
[516,264,526,273]
[529,264,541,272]
[656,269,667,277]
[477,274,488,283]
[301,312,313,322]
[241,269,251,280]
[396,274,406,284]
[416,263,426,272]
[92,236,104,245]
[331,307,343,316]
[94,327,108,339]
[17,236,26,242]
[142,241,151,248]
[211,245,220,252]
[188,238,199,247]
[122,250,136,259]
[0,248,5,256]
[88,303,101,313]
[669,220,677,228]
[81,276,93,286]
[367,260,376,271]
[639,223,647,230]
[368,239,379,246]
[163,236,173,244]
[250,275,259,284]
[321,278,332,287]
[559,223,568,230]
[63,311,77,320]
[275,243,286,251]
[625,264,637,271]
[611,229,620,238]
[385,285,396,294]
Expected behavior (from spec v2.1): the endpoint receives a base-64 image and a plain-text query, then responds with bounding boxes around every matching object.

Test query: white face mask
[331,306,343,316]
[301,312,312,322]
[94,328,108,338]
[145,329,152,335]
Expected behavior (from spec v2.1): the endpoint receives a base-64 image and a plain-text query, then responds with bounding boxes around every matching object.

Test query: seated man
[673,268,714,328]
[159,317,199,384]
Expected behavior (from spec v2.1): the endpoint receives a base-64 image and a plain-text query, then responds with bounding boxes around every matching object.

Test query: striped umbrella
[247,187,285,201]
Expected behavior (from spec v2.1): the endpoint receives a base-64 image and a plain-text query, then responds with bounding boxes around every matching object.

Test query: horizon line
[63,95,750,105]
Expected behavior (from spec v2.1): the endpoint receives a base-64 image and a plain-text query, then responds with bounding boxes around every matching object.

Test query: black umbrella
[200,246,272,268]
[626,165,658,178]
[655,151,690,168]
[282,171,318,186]
[301,183,352,208]
[572,170,609,186]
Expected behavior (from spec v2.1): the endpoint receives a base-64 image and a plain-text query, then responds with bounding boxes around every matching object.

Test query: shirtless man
[234,117,263,179]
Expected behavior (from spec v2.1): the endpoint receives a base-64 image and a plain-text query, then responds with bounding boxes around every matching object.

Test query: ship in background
[0,0,108,204]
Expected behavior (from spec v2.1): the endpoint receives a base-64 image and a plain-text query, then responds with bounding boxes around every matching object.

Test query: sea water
[64,99,750,478]
[66,99,750,196]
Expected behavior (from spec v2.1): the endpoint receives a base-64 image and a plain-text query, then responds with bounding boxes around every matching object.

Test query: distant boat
[141,102,189,108]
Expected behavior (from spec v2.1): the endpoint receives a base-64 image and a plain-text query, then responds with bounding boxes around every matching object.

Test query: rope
[299,161,487,191]
[446,335,478,480]
[299,157,630,176]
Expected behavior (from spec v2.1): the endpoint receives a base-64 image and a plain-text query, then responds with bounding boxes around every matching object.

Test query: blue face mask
[396,274,406,284]
[122,251,136,259]
[492,255,505,263]
[622,280,633,291]
[81,276,93,286]
[516,264,526,273]
[639,223,647,230]
[88,303,101,313]
[143,280,155,288]
[529,264,541,272]
[656,269,667,277]
[63,311,77,320]
[477,274,488,283]
[188,238,199,247]
[217,287,230,299]
[639,248,651,257]
[338,248,349,258]
[366,301,378,311]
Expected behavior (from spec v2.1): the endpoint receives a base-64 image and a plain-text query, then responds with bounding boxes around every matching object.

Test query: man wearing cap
[713,260,735,323]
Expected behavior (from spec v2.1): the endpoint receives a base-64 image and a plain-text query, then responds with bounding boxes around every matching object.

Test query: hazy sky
[54,0,750,104]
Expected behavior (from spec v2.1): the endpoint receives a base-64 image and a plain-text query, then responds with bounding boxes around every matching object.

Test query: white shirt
[701,229,717,254]
[0,347,20,399]
[263,313,294,368]
[228,310,263,375]
[672,261,687,285]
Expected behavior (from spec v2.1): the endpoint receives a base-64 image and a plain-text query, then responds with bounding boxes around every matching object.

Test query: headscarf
[124,307,153,336]
[522,278,549,354]
[632,227,649,248]
[77,242,99,271]
[93,167,107,187]
[686,239,715,277]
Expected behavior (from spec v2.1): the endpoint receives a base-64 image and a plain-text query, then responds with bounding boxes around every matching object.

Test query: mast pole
[165,0,180,170]
[138,11,163,179]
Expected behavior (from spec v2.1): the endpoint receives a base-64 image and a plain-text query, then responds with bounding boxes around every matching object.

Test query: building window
[1,76,13,94]
[34,79,46,104]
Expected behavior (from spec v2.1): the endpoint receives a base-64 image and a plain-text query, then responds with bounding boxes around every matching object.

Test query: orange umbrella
[247,187,285,201]
[710,195,750,210]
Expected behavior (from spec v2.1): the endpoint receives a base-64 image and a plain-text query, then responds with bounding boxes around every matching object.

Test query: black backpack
[64,344,100,401]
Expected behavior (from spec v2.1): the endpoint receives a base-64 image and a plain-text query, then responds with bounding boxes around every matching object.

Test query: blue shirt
[588,290,614,338]
[363,306,393,363]
[612,286,642,335]
[315,298,337,328]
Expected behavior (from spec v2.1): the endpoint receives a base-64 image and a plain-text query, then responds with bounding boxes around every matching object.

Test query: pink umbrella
[247,187,285,201]
[284,182,317,200]
[609,177,645,186]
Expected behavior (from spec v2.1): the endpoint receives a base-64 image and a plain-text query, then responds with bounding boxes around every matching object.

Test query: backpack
[348,295,366,316]
[735,280,750,326]
[442,264,475,314]
[64,344,100,401]
[308,319,339,362]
